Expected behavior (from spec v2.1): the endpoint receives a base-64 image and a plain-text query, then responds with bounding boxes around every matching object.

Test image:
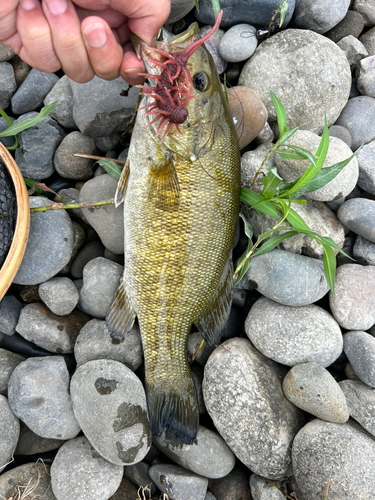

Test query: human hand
[0,0,171,84]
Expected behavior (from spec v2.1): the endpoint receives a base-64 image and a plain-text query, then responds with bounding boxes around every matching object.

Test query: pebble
[38,277,79,316]
[44,75,76,129]
[353,0,375,25]
[0,43,15,61]
[293,0,350,34]
[256,121,274,144]
[356,138,375,194]
[60,221,87,274]
[203,338,304,480]
[51,436,123,500]
[54,131,96,180]
[10,68,59,114]
[149,463,208,500]
[57,188,88,223]
[14,197,75,285]
[123,461,156,494]
[111,476,139,500]
[153,425,235,479]
[0,348,25,395]
[71,240,105,278]
[274,131,358,202]
[219,24,258,63]
[10,55,31,87]
[198,26,227,75]
[343,330,375,387]
[325,10,365,42]
[0,295,22,335]
[249,474,287,500]
[282,363,349,423]
[245,297,343,367]
[208,468,251,500]
[0,394,20,470]
[328,124,352,148]
[359,26,375,55]
[356,55,375,96]
[168,0,195,23]
[16,302,90,353]
[70,359,152,465]
[0,462,56,500]
[292,419,375,499]
[0,61,16,110]
[79,175,124,254]
[78,257,123,319]
[15,421,63,455]
[239,29,351,134]
[353,235,375,265]
[187,331,216,366]
[339,379,375,437]
[241,249,329,306]
[338,198,375,242]
[74,318,143,371]
[0,116,15,148]
[337,35,368,68]
[335,95,375,150]
[8,356,80,439]
[95,133,121,152]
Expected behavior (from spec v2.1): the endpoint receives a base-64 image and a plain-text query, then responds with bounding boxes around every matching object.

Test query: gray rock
[168,0,195,23]
[74,318,143,371]
[256,121,274,144]
[249,474,287,500]
[70,359,152,465]
[79,175,124,254]
[208,468,250,500]
[0,348,25,395]
[71,240,105,279]
[242,249,329,306]
[124,461,156,494]
[0,395,19,470]
[191,364,206,414]
[203,338,304,480]
[95,133,121,152]
[335,95,375,150]
[245,298,343,367]
[187,331,216,366]
[0,62,16,110]
[241,143,277,192]
[104,248,124,265]
[15,421,63,455]
[109,476,139,500]
[339,379,375,437]
[353,235,375,265]
[219,24,257,63]
[79,257,123,319]
[0,462,56,500]
[38,277,79,316]
[149,463,208,500]
[56,187,88,222]
[292,419,375,500]
[274,131,358,202]
[345,362,362,381]
[16,302,90,353]
[8,356,80,439]
[14,197,74,285]
[356,55,375,96]
[353,0,375,25]
[337,35,368,68]
[51,436,123,500]
[328,124,352,148]
[282,363,349,423]
[329,264,375,330]
[0,295,22,335]
[44,75,76,129]
[70,76,139,137]
[239,30,351,134]
[343,331,375,387]
[293,0,350,34]
[54,131,95,180]
[11,68,59,114]
[59,220,87,274]
[360,26,375,55]
[0,43,15,62]
[0,116,15,148]
[10,55,31,87]
[325,10,365,42]
[356,138,375,194]
[338,198,375,242]
[154,425,235,479]
[198,26,227,75]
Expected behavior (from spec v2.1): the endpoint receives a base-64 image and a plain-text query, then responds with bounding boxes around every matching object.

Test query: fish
[106,11,241,445]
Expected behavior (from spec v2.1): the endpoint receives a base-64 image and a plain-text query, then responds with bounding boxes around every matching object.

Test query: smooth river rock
[339,379,375,437]
[343,331,375,387]
[0,395,20,470]
[337,198,375,243]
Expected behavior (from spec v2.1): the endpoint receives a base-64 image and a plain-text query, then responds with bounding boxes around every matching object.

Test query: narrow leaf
[279,0,288,27]
[252,231,299,257]
[234,249,253,286]
[96,159,122,180]
[211,0,221,19]
[240,188,279,218]
[261,169,282,199]
[278,126,300,146]
[275,149,309,161]
[270,90,287,136]
[0,102,57,137]
[194,0,199,11]
[285,162,322,196]
[285,207,311,231]
[239,212,253,240]
[314,114,330,169]
[322,243,336,294]
[0,108,13,127]
[286,145,317,167]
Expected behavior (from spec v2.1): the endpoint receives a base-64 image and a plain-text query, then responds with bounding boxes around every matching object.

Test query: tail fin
[146,373,199,445]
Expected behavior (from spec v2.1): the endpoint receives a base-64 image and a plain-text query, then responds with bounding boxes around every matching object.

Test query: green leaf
[233,250,252,286]
[0,102,57,137]
[211,0,221,19]
[240,188,279,218]
[275,149,309,161]
[23,177,44,195]
[270,90,287,136]
[314,115,330,169]
[286,145,317,167]
[194,0,199,11]
[0,108,13,127]
[96,159,122,180]
[322,243,336,294]
[239,212,253,240]
[252,231,299,257]
[279,0,288,28]
[261,168,283,199]
[278,126,300,146]
[285,207,311,231]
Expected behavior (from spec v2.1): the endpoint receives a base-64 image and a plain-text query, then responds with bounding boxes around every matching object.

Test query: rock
[0,295,22,335]
[168,0,196,23]
[356,55,375,96]
[79,175,124,254]
[292,419,375,499]
[95,133,121,152]
[0,395,19,470]
[0,462,56,500]
[71,240,105,278]
[242,249,329,306]
[282,363,349,423]
[245,297,343,367]
[356,138,375,194]
[0,62,16,110]
[203,338,304,479]
[0,43,15,61]
[353,235,375,265]
[110,476,139,500]
[15,421,63,455]
[328,124,352,148]
[70,359,152,465]
[57,188,88,222]
[249,474,287,500]
[187,331,216,366]
[227,87,267,150]
[149,463,208,500]
[153,425,235,479]
[54,131,96,180]
[104,248,124,265]
[70,76,139,137]
[241,143,277,192]
[78,257,123,319]
[208,468,251,500]
[74,318,143,371]
[8,356,80,439]
[10,55,31,87]
[325,10,365,42]
[337,35,368,68]
[359,26,375,56]
[14,113,65,179]
[256,121,274,144]
[44,75,76,129]
[219,24,258,62]
[335,95,375,149]
[11,68,59,114]
[38,277,80,316]
[191,364,206,414]
[198,26,227,75]
[124,461,156,494]
[239,30,351,134]
[274,131,358,202]
[0,116,15,148]
[293,0,350,34]
[51,436,123,500]
[343,331,375,387]
[329,264,375,330]
[353,0,375,26]
[16,302,90,353]
[339,379,375,437]
[0,348,25,395]
[59,220,87,274]
[14,197,74,285]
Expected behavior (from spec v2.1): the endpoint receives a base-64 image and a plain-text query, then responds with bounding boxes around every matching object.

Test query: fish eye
[193,72,210,92]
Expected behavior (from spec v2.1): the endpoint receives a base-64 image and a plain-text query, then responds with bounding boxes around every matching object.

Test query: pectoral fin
[195,256,233,346]
[148,154,180,211]
[114,159,130,207]
[106,277,136,340]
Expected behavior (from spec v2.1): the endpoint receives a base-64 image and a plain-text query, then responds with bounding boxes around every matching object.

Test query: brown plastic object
[0,142,30,300]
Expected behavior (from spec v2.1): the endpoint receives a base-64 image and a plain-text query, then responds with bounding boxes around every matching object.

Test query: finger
[42,0,94,83]
[119,42,145,85]
[81,16,123,81]
[17,0,61,72]
[0,0,18,42]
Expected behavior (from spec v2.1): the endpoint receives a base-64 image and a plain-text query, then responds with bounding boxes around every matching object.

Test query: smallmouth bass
[107,12,241,444]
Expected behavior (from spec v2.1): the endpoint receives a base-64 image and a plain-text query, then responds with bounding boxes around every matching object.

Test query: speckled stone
[339,379,375,437]
[149,463,208,500]
[250,474,287,500]
[0,395,20,470]
[54,131,95,180]
[356,138,375,195]
[356,55,375,96]
[10,68,59,114]
[38,277,80,316]
[293,0,350,34]
[353,235,375,265]
[44,75,76,129]
[343,331,375,387]
[0,348,25,395]
[335,95,375,150]
[360,26,375,55]
[353,0,375,25]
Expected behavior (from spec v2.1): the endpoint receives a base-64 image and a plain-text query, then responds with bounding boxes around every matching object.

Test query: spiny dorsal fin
[106,277,136,340]
[148,154,180,212]
[114,159,130,207]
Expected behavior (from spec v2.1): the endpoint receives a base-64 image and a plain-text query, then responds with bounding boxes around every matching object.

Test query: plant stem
[30,199,115,213]
[73,153,127,165]
[250,143,279,188]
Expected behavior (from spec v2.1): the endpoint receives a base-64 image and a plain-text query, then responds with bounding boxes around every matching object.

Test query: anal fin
[106,277,136,340]
[114,159,130,207]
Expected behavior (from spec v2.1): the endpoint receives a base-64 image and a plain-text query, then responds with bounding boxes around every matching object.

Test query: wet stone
[54,131,96,180]
[8,356,80,439]
[339,379,375,437]
[70,359,152,466]
[0,462,56,500]
[149,463,208,500]
[38,277,80,316]
[44,75,76,129]
[0,348,25,395]
[15,421,64,455]
[325,10,365,42]
[11,68,58,114]
[250,474,287,500]
[71,240,105,279]
[335,95,375,150]
[343,331,375,387]
[0,394,20,470]
[219,24,258,63]
[0,295,22,335]
[353,235,375,265]
[293,0,350,34]
[51,436,123,500]
[0,62,16,110]
[208,468,251,500]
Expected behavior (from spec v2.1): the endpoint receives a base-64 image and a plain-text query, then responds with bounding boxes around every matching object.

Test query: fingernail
[45,0,68,15]
[123,68,143,79]
[20,0,38,10]
[83,23,108,48]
